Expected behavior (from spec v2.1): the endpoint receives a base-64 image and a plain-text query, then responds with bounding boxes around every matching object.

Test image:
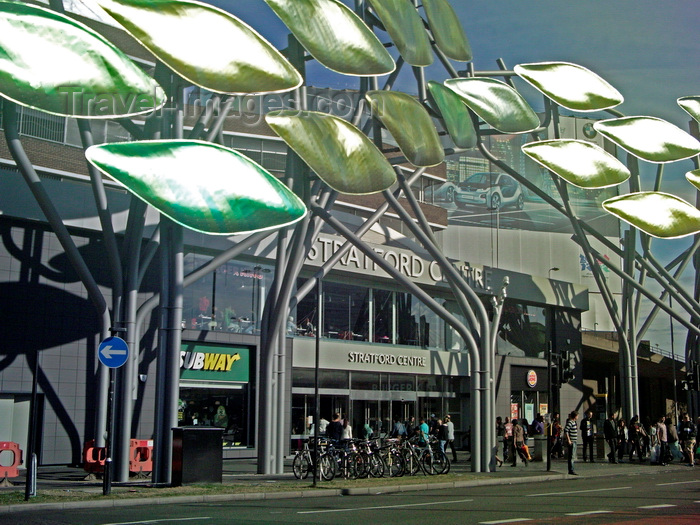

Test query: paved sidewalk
[0,455,694,515]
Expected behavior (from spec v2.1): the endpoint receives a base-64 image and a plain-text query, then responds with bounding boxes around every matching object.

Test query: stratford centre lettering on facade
[306,235,491,292]
[348,351,427,367]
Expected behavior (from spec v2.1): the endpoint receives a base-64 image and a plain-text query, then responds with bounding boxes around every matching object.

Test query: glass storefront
[497,300,548,358]
[295,280,450,350]
[178,343,255,449]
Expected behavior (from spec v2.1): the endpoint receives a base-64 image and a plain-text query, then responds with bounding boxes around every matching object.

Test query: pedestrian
[436,418,448,454]
[551,415,563,458]
[532,414,544,435]
[563,410,579,475]
[603,413,618,463]
[678,413,696,466]
[503,417,513,463]
[326,412,343,441]
[390,417,406,439]
[617,418,628,462]
[341,416,353,440]
[655,415,668,466]
[445,414,458,462]
[496,416,505,458]
[666,417,682,461]
[628,415,642,462]
[418,417,430,446]
[580,410,595,462]
[511,419,528,466]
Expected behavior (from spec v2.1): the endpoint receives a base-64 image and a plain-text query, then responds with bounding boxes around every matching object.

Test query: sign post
[98,336,129,496]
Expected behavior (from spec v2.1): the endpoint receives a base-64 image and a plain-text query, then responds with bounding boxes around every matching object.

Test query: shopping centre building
[0,9,682,468]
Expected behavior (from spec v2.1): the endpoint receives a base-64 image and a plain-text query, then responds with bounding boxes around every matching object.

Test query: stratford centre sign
[348,351,427,367]
[306,235,492,293]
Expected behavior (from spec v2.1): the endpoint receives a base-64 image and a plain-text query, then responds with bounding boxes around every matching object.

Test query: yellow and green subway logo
[180,344,250,382]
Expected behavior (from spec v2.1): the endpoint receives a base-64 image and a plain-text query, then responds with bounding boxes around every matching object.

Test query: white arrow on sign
[100,345,127,360]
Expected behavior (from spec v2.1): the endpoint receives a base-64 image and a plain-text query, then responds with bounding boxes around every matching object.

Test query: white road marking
[298,498,473,514]
[102,518,211,525]
[566,511,613,516]
[527,486,631,497]
[638,504,676,509]
[657,480,700,486]
[479,518,532,525]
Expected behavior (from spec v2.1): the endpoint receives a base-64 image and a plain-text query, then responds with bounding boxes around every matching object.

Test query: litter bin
[172,426,223,486]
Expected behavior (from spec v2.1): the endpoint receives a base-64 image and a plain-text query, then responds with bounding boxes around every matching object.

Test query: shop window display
[178,386,253,448]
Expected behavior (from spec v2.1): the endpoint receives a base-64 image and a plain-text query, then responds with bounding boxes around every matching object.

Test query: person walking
[511,419,528,466]
[678,413,696,466]
[580,410,595,462]
[655,415,668,466]
[326,413,343,442]
[563,410,579,475]
[617,418,628,462]
[603,413,618,463]
[628,415,642,462]
[503,417,513,463]
[445,415,458,463]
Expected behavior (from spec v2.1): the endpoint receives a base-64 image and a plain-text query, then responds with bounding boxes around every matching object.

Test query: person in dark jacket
[603,413,618,463]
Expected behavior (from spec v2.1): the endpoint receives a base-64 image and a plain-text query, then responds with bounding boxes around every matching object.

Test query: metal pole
[102,366,115,495]
[546,342,552,472]
[670,296,678,424]
[312,279,321,486]
[24,348,40,500]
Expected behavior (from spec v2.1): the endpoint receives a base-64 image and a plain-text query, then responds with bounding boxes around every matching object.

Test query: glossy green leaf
[594,116,700,163]
[602,192,700,239]
[522,139,630,189]
[422,0,471,61]
[0,1,164,118]
[444,78,540,134]
[678,96,700,125]
[366,91,444,167]
[686,169,700,191]
[264,0,395,76]
[514,62,623,112]
[96,0,301,94]
[266,110,396,194]
[85,140,307,235]
[367,0,432,67]
[427,81,476,149]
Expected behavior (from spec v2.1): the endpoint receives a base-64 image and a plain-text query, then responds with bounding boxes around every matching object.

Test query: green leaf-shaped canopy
[444,78,540,134]
[367,0,432,67]
[422,0,472,62]
[366,91,444,167]
[427,80,476,149]
[85,140,307,235]
[522,139,630,189]
[514,62,623,112]
[0,1,164,118]
[686,169,700,191]
[96,0,301,94]
[264,0,395,76]
[678,96,700,125]
[603,192,700,239]
[266,110,396,194]
[594,116,700,163]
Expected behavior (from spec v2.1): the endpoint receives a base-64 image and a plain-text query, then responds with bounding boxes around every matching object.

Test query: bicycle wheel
[319,453,335,481]
[383,450,404,477]
[346,452,362,479]
[292,452,310,479]
[355,452,370,479]
[403,448,420,476]
[368,453,385,478]
[432,449,450,474]
[421,450,436,475]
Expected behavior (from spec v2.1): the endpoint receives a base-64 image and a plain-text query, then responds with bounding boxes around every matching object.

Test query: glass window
[292,368,348,389]
[388,374,415,392]
[497,301,547,358]
[417,375,443,392]
[322,282,369,341]
[351,372,381,391]
[373,289,393,344]
[396,292,444,348]
[183,254,274,333]
[295,280,319,337]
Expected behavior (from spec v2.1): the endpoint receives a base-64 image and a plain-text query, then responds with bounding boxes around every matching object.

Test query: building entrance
[350,398,416,437]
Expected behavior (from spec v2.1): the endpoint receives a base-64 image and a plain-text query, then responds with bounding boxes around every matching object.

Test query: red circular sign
[527,370,537,388]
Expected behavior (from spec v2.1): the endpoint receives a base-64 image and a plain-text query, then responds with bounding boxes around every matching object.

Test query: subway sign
[180,343,250,382]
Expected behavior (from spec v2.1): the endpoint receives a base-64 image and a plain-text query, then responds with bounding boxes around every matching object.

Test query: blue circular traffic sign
[98,336,130,368]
